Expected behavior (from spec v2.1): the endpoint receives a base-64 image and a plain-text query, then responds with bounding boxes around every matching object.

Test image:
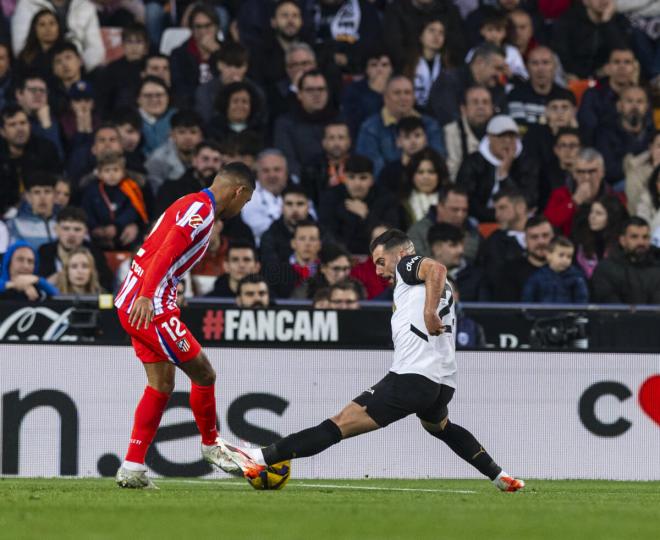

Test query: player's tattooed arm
[417,258,448,336]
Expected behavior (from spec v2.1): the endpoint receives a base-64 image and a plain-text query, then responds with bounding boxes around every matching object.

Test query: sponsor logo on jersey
[176,338,191,352]
[406,256,421,272]
[188,214,204,229]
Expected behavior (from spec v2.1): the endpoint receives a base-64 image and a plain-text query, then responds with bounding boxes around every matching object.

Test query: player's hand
[25,285,39,301]
[572,182,592,205]
[11,274,39,291]
[345,199,369,219]
[129,296,154,330]
[424,310,445,336]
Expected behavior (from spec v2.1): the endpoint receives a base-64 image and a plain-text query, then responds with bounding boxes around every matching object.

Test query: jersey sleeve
[397,255,426,285]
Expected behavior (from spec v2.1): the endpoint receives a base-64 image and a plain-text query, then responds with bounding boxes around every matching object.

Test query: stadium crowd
[0,0,659,308]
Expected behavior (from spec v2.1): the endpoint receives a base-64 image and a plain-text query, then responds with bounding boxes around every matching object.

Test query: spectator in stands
[14,72,63,157]
[492,214,554,301]
[145,109,203,195]
[206,81,267,144]
[59,80,101,150]
[382,0,466,70]
[341,50,392,138]
[15,9,63,80]
[137,76,176,156]
[301,120,352,206]
[269,219,321,298]
[267,42,317,121]
[112,107,145,174]
[551,0,630,80]
[82,152,148,250]
[260,185,311,272]
[38,205,112,290]
[522,236,589,304]
[207,241,261,298]
[457,114,538,221]
[241,149,290,245]
[0,104,61,214]
[477,188,528,294]
[0,44,12,112]
[572,194,629,279]
[507,46,573,129]
[578,47,638,146]
[156,140,222,215]
[0,240,58,300]
[428,222,487,301]
[545,148,623,236]
[444,85,494,181]
[54,178,71,207]
[508,8,537,62]
[636,165,660,241]
[50,42,88,116]
[12,0,105,72]
[595,85,655,186]
[143,53,171,87]
[96,23,149,113]
[236,274,271,308]
[292,242,351,300]
[93,0,143,27]
[626,131,660,214]
[68,123,123,189]
[378,116,429,193]
[312,287,331,309]
[54,245,102,294]
[6,171,57,251]
[327,278,363,309]
[617,0,660,85]
[319,154,400,254]
[592,217,660,304]
[428,43,507,127]
[170,3,221,102]
[350,222,389,299]
[274,69,337,179]
[356,75,444,177]
[400,148,449,229]
[408,185,480,261]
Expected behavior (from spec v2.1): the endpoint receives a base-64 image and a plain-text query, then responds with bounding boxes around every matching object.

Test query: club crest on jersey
[176,338,191,352]
[188,214,203,229]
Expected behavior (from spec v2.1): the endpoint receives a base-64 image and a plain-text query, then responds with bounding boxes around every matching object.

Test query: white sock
[245,447,266,466]
[122,460,147,472]
[493,470,508,483]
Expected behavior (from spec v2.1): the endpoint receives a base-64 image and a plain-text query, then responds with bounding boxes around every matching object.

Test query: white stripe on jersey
[114,271,137,308]
[176,201,203,228]
[191,213,214,240]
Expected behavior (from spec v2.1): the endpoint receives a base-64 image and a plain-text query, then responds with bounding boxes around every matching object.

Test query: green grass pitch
[1,478,659,540]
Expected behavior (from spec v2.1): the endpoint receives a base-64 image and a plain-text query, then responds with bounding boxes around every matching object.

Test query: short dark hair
[214,42,249,67]
[438,185,468,203]
[96,152,125,169]
[369,229,411,253]
[345,154,373,175]
[237,273,269,295]
[171,109,202,129]
[282,185,308,199]
[621,216,649,234]
[219,161,256,190]
[122,22,148,44]
[293,218,320,236]
[396,116,425,136]
[329,278,365,300]
[274,0,301,15]
[188,2,220,27]
[462,85,491,105]
[554,127,581,144]
[324,120,350,136]
[298,69,326,91]
[493,186,526,205]
[57,206,88,224]
[525,214,552,230]
[24,171,57,190]
[470,42,505,64]
[320,243,350,265]
[139,75,169,96]
[227,240,257,259]
[194,140,222,155]
[111,106,142,131]
[312,287,331,305]
[51,41,80,59]
[15,72,46,91]
[428,222,464,246]
[0,103,27,126]
[480,7,508,29]
[547,235,573,252]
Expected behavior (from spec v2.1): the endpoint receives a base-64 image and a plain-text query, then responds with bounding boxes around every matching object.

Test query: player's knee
[151,380,175,394]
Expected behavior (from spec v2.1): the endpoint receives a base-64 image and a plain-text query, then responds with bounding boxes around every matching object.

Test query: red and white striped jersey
[115,189,216,316]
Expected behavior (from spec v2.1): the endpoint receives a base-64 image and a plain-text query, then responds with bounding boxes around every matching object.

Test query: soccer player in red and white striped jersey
[114,162,255,489]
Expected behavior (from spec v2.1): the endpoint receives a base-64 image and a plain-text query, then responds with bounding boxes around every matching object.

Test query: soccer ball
[247,461,291,490]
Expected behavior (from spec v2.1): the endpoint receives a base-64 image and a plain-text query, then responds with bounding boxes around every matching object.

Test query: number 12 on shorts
[160,316,186,341]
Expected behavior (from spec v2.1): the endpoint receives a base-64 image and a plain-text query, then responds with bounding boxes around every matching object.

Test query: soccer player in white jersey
[220,229,524,492]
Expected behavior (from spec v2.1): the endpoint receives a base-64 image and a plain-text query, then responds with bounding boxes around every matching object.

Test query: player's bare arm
[417,258,448,336]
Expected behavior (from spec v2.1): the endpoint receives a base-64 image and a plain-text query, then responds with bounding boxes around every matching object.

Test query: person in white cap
[456,114,538,222]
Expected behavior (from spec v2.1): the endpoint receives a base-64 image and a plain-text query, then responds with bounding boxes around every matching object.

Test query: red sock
[124,386,170,464]
[190,383,218,446]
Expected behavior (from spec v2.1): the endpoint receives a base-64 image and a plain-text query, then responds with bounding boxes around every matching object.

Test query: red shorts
[117,308,201,364]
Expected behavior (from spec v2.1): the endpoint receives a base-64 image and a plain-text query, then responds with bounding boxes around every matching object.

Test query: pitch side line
[163,479,477,494]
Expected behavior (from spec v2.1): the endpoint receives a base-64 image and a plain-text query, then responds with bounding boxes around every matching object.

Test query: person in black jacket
[591,217,660,304]
[207,241,261,299]
[457,114,539,222]
[319,154,400,254]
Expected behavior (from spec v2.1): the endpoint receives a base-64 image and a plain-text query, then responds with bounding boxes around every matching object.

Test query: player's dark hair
[24,171,57,190]
[345,154,373,175]
[525,214,551,230]
[111,106,142,131]
[396,116,425,135]
[493,186,526,204]
[547,235,573,252]
[171,109,202,129]
[282,184,308,199]
[220,161,256,190]
[320,243,350,266]
[0,103,26,125]
[329,278,365,300]
[227,239,257,259]
[621,216,649,235]
[369,229,412,254]
[237,273,269,295]
[428,222,465,246]
[438,184,468,203]
[293,218,320,236]
[57,206,88,224]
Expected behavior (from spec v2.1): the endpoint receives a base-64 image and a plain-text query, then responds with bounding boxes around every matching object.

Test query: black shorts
[353,372,455,427]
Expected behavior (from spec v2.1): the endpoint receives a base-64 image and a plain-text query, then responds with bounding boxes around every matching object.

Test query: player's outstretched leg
[116,363,174,489]
[179,352,240,474]
[421,418,525,492]
[220,402,379,478]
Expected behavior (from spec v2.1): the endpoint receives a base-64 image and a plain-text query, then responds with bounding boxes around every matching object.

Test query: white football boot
[202,441,242,475]
[493,471,525,492]
[216,438,265,479]
[116,466,158,489]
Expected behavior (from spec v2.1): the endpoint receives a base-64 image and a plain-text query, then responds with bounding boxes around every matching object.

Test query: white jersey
[390,255,457,386]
